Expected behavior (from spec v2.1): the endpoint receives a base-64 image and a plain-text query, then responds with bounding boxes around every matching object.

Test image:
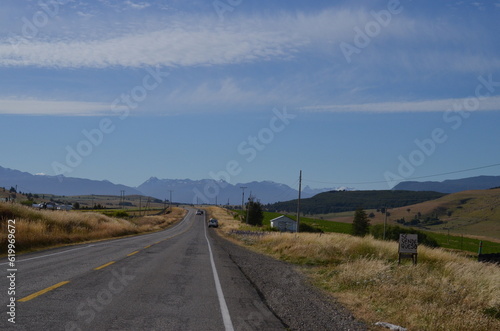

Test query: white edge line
[204,213,234,331]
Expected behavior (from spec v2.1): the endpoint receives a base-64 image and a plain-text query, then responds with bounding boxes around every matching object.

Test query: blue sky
[1,0,499,191]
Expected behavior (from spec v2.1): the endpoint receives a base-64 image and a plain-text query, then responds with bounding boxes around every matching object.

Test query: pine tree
[352,207,370,236]
[246,200,264,226]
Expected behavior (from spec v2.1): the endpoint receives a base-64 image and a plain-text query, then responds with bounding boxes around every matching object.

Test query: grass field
[213,206,500,331]
[0,202,186,254]
[233,209,500,255]
[316,188,500,241]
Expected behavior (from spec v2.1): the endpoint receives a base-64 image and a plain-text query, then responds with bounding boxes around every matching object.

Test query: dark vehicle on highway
[208,218,218,228]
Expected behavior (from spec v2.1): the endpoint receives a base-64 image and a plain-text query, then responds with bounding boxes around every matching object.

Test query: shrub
[113,210,129,218]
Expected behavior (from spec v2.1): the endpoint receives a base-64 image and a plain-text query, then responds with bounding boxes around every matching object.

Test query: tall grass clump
[254,232,500,330]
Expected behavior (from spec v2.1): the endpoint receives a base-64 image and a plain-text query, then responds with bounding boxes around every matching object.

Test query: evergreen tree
[246,200,264,226]
[352,207,370,236]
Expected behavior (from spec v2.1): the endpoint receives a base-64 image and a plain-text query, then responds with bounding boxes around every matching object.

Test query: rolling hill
[393,175,500,193]
[266,190,447,215]
[379,188,500,240]
[323,188,500,241]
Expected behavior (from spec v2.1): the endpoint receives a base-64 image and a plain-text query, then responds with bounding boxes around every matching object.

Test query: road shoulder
[210,230,367,331]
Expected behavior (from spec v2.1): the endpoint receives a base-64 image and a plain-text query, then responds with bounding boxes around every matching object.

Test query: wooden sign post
[398,233,418,265]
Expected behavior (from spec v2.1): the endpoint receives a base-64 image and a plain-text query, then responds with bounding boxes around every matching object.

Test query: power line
[304,162,500,186]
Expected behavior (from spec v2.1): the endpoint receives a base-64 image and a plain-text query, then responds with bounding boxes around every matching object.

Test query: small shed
[270,215,297,232]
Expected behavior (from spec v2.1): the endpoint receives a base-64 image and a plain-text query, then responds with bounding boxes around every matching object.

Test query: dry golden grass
[210,206,500,331]
[203,206,244,232]
[0,203,186,253]
[132,207,187,231]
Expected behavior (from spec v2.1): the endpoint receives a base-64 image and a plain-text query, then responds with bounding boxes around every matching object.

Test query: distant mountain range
[132,177,344,204]
[0,166,142,196]
[0,165,342,204]
[393,175,500,193]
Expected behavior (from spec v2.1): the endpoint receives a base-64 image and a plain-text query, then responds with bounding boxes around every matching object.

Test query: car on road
[208,218,218,228]
[196,210,203,215]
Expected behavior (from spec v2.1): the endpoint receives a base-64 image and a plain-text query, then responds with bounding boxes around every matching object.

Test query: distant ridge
[137,177,343,204]
[0,166,142,196]
[266,190,446,214]
[0,165,341,204]
[393,175,500,193]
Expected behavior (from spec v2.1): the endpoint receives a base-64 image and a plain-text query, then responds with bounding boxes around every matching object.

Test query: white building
[270,215,297,232]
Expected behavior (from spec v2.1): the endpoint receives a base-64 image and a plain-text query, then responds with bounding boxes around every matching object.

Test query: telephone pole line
[168,190,173,210]
[246,192,253,224]
[296,170,302,233]
[383,206,388,240]
[240,186,247,210]
[120,190,125,209]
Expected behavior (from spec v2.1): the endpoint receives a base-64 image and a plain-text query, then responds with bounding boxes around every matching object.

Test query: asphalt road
[1,208,285,330]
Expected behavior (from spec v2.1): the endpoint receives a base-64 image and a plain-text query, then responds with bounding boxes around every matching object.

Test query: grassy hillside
[337,188,500,241]
[266,190,446,215]
[0,202,186,254]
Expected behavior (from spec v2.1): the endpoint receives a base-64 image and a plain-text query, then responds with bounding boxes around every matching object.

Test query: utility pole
[240,186,247,210]
[296,170,302,233]
[168,190,173,210]
[246,192,253,225]
[120,190,125,209]
[383,206,388,240]
[215,196,218,206]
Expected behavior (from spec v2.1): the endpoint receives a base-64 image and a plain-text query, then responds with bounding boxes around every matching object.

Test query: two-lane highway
[1,208,285,330]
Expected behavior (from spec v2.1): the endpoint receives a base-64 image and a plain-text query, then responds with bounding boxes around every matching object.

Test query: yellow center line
[94,261,115,270]
[144,245,151,249]
[18,281,70,302]
[127,250,139,256]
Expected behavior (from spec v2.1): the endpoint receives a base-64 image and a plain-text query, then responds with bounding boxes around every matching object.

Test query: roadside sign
[399,234,418,264]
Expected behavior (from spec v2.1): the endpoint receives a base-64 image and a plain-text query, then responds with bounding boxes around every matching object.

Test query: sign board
[398,234,418,265]
[399,234,418,254]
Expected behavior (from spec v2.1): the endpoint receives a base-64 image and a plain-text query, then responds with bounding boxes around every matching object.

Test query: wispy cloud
[0,8,408,69]
[0,98,126,116]
[0,6,496,75]
[0,11,317,69]
[0,27,302,68]
[156,77,293,113]
[300,96,500,113]
[124,1,151,10]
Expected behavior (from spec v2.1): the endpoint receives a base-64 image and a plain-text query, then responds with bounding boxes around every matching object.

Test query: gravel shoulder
[211,232,367,331]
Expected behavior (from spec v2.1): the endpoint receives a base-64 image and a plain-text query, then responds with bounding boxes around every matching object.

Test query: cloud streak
[0,99,126,116]
[0,6,497,75]
[300,96,500,113]
[0,15,310,69]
